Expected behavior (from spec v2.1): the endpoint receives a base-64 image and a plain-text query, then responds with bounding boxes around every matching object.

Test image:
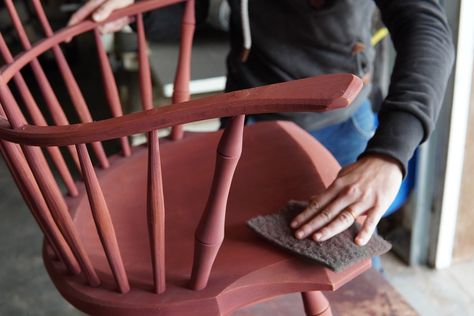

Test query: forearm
[363,0,455,174]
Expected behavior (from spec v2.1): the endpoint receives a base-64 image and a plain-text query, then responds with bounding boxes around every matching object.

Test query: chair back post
[137,13,166,294]
[0,33,78,197]
[170,0,195,140]
[0,84,100,287]
[190,114,245,290]
[30,0,110,169]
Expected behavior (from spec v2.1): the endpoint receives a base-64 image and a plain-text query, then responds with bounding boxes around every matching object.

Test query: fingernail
[296,231,304,239]
[290,221,297,228]
[93,12,103,21]
[355,237,365,246]
[314,233,322,241]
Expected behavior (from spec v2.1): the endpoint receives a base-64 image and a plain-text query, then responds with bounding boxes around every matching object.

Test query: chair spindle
[0,85,69,208]
[0,84,100,287]
[93,29,132,157]
[170,0,195,141]
[0,143,62,258]
[137,13,166,294]
[76,143,130,294]
[190,114,245,290]
[0,34,79,197]
[4,0,81,171]
[137,13,153,111]
[31,0,110,169]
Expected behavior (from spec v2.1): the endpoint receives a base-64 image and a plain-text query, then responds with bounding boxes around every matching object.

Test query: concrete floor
[1,155,474,316]
[382,253,474,315]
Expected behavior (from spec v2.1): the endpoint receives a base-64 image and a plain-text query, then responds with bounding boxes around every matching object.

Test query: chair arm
[0,74,362,146]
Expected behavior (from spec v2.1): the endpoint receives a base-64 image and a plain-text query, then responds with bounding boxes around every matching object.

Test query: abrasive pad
[247,200,392,272]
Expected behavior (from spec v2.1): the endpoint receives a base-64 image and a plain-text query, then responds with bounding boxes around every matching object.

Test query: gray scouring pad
[247,200,392,272]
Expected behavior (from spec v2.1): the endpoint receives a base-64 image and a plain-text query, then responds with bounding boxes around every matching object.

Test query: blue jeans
[309,99,376,167]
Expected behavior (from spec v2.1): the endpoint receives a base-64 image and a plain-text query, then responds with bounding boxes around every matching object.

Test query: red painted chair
[0,1,368,315]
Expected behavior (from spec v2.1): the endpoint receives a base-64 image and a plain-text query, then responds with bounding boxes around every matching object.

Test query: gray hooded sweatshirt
[142,0,455,174]
[224,0,454,174]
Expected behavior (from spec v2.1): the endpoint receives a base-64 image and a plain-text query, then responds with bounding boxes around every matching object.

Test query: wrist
[359,153,404,175]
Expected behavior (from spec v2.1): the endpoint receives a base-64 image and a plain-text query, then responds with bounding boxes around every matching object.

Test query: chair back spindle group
[0,105,80,275]
[31,0,110,169]
[4,0,83,171]
[0,34,79,196]
[0,82,100,287]
[0,0,229,294]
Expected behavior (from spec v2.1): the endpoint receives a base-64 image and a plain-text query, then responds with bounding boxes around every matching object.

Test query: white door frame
[420,0,474,268]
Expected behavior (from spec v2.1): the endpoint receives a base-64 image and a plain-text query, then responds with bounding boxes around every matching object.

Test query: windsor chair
[0,1,369,315]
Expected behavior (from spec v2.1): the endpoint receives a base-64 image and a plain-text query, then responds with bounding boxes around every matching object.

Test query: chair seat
[45,121,370,316]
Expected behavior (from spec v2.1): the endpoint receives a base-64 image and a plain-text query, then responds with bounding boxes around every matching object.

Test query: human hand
[67,0,135,35]
[290,154,403,246]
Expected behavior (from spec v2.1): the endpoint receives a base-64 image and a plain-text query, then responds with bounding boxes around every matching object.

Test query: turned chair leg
[301,291,333,316]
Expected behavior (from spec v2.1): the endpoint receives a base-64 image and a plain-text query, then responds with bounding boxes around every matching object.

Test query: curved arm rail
[0,74,362,146]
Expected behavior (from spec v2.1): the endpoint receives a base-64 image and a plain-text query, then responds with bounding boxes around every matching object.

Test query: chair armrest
[0,74,362,146]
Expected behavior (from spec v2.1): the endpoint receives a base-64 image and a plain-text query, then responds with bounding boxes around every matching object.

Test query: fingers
[294,192,358,240]
[66,0,134,42]
[312,203,364,242]
[67,0,106,26]
[290,189,339,230]
[355,206,384,246]
[93,0,134,22]
[290,156,403,246]
[98,16,131,34]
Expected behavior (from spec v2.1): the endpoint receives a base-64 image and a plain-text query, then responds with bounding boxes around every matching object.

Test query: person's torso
[225,0,376,130]
[226,0,375,88]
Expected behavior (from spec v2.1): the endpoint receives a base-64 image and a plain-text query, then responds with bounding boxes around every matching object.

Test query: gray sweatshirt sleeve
[361,0,455,175]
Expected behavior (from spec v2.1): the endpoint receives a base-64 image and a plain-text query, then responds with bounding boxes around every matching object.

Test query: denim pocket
[350,100,377,140]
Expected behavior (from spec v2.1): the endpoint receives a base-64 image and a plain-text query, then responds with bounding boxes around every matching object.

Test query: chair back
[0,0,362,296]
[0,0,196,294]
